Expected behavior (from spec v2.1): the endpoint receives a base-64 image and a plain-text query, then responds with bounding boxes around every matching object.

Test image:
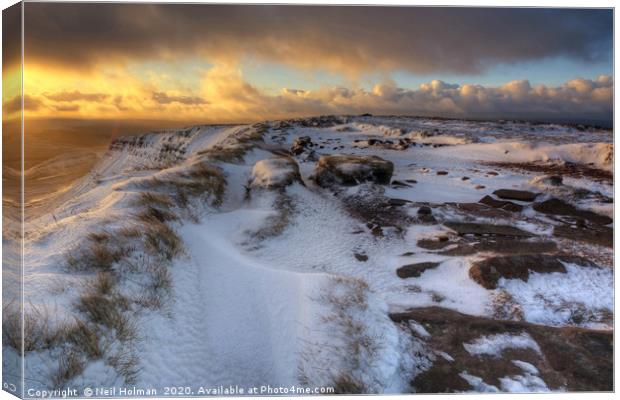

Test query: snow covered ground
[3,115,613,395]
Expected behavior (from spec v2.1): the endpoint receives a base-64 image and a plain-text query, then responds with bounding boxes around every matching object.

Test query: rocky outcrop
[444,221,535,238]
[391,307,613,392]
[290,136,314,155]
[396,262,440,278]
[533,198,612,225]
[479,195,523,212]
[469,254,598,289]
[250,158,302,189]
[493,189,540,202]
[553,224,613,248]
[313,155,394,187]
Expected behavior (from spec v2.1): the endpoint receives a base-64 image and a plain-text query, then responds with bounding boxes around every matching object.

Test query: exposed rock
[250,158,302,189]
[417,236,450,250]
[553,224,613,248]
[444,221,535,238]
[493,189,540,202]
[387,198,412,207]
[314,154,394,187]
[437,239,558,257]
[533,198,612,225]
[473,239,557,255]
[469,254,598,289]
[391,180,412,188]
[437,244,477,256]
[417,206,433,215]
[417,205,437,223]
[469,255,564,289]
[479,195,523,212]
[342,185,413,232]
[488,161,612,184]
[396,262,440,278]
[391,307,612,392]
[353,252,368,262]
[451,203,511,219]
[546,175,563,186]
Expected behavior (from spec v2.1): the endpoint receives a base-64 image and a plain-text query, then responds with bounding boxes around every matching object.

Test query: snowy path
[138,207,326,388]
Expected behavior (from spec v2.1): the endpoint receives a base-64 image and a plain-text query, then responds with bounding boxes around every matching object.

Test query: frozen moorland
[3,115,613,395]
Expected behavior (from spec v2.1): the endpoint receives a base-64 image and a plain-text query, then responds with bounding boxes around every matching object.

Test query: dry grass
[134,191,174,209]
[136,205,179,224]
[248,194,295,241]
[2,304,67,353]
[143,218,184,261]
[331,372,370,394]
[52,350,85,387]
[118,226,142,239]
[108,347,139,384]
[134,263,173,310]
[299,276,383,394]
[65,319,102,359]
[236,123,268,143]
[139,160,226,208]
[66,240,128,272]
[198,145,249,164]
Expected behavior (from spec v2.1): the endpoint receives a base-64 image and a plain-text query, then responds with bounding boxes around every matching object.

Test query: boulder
[444,221,535,238]
[417,205,437,223]
[469,255,567,289]
[397,262,441,278]
[290,136,314,155]
[314,154,394,187]
[533,198,612,225]
[469,254,598,289]
[479,195,523,212]
[354,252,368,262]
[493,189,540,202]
[553,224,613,248]
[250,158,302,189]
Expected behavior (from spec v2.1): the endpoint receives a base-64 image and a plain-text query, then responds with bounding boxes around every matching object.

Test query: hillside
[3,115,613,395]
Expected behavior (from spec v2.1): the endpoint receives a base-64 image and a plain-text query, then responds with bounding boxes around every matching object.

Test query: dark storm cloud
[2,2,21,73]
[23,4,612,75]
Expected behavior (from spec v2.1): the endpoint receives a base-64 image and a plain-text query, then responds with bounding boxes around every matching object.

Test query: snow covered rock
[313,155,394,187]
[290,136,314,155]
[250,157,302,189]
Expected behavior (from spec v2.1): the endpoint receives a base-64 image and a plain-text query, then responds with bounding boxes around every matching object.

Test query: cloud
[152,92,208,105]
[24,4,612,75]
[196,72,613,124]
[54,104,80,112]
[43,90,109,102]
[3,95,44,114]
[7,64,611,125]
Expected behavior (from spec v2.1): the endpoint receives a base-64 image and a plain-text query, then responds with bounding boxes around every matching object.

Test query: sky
[2,4,614,128]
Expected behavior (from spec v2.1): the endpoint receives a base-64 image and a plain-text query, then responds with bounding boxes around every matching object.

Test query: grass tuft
[52,350,85,388]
